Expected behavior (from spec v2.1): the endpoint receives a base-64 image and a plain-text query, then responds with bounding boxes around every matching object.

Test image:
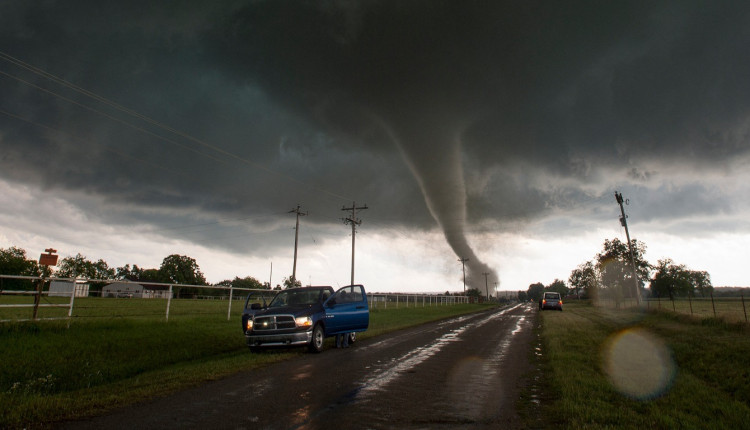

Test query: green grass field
[527,301,750,429]
[0,300,491,429]
[6,298,749,429]
[645,297,750,324]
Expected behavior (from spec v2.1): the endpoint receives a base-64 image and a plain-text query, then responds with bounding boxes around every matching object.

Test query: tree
[650,259,693,299]
[466,288,482,302]
[568,261,598,298]
[282,276,302,289]
[596,238,650,299]
[116,264,145,281]
[527,282,544,302]
[57,253,115,280]
[158,254,206,285]
[56,253,116,291]
[231,276,266,290]
[547,279,569,296]
[140,268,163,283]
[215,276,267,295]
[0,246,41,290]
[517,291,528,302]
[690,270,713,297]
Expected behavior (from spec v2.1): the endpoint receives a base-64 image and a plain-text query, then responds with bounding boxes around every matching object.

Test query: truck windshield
[268,289,322,307]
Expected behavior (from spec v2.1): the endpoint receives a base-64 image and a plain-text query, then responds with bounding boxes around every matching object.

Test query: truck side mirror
[250,303,262,310]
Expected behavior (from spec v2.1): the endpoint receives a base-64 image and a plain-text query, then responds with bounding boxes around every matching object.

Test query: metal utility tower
[289,205,307,284]
[615,191,641,305]
[458,258,469,293]
[342,202,368,285]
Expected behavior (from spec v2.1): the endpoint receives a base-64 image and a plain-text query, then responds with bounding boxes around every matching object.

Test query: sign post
[34,248,58,320]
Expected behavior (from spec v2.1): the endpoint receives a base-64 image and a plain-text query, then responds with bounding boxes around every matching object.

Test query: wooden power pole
[342,202,367,286]
[615,191,642,305]
[289,205,307,285]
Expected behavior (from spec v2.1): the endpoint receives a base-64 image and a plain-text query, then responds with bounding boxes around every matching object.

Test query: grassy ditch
[529,301,750,429]
[0,301,491,428]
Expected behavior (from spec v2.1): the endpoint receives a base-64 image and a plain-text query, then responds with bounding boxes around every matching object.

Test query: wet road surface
[58,303,537,429]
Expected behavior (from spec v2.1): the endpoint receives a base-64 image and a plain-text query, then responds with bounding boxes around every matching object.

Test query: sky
[1,1,749,294]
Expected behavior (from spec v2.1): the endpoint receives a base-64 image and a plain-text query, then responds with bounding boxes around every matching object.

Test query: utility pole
[615,191,641,305]
[342,202,368,285]
[458,258,469,294]
[289,205,307,285]
[482,272,490,300]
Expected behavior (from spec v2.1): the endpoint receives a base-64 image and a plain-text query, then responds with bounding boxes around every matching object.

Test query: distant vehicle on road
[539,292,563,311]
[241,285,369,352]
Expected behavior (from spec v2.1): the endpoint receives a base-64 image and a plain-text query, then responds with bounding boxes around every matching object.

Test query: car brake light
[542,300,547,304]
[560,300,563,305]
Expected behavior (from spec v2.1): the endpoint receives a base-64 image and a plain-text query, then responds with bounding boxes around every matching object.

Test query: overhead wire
[0,50,353,203]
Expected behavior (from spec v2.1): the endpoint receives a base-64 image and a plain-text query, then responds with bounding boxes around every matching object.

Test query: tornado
[390,115,497,291]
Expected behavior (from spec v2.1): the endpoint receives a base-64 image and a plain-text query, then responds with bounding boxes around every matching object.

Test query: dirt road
[58,303,537,429]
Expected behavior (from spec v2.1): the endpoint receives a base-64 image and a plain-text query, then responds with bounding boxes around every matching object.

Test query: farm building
[102,282,173,299]
[49,280,89,297]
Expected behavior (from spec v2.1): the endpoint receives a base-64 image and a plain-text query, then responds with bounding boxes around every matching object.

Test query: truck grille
[253,315,296,331]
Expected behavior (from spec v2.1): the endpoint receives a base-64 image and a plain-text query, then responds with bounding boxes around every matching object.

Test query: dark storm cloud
[1,1,750,287]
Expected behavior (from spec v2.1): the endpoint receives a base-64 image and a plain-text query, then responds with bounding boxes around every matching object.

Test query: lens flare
[602,328,676,400]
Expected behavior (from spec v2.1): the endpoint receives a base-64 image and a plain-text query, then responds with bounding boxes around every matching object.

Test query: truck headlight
[245,319,253,331]
[295,316,312,328]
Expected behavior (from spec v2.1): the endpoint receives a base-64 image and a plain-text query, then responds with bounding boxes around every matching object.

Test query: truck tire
[309,324,325,353]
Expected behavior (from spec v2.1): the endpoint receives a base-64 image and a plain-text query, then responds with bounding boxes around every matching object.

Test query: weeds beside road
[532,301,750,429]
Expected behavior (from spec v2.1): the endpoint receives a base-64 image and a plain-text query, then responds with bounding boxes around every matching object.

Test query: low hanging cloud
[1,1,750,288]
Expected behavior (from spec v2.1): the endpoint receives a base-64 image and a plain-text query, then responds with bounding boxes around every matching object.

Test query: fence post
[742,292,747,323]
[32,277,45,320]
[688,294,693,315]
[710,290,716,318]
[166,285,173,321]
[227,285,234,321]
[68,280,77,318]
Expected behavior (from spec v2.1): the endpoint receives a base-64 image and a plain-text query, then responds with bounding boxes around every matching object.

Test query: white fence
[0,275,470,323]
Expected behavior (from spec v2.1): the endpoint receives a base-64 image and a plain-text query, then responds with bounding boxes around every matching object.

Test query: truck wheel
[309,324,325,353]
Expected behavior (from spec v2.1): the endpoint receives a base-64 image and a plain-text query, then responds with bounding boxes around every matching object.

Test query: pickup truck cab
[241,285,369,352]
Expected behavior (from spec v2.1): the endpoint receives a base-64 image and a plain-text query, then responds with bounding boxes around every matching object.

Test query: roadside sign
[39,248,59,266]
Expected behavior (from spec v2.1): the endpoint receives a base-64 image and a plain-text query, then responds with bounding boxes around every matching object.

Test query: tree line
[0,246,278,297]
[519,237,715,303]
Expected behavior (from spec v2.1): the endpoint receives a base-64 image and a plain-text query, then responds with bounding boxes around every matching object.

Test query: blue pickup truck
[241,285,369,352]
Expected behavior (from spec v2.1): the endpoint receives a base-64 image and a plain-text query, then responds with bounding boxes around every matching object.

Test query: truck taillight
[542,300,547,305]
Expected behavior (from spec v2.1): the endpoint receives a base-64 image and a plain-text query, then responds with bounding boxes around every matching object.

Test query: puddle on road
[353,304,534,421]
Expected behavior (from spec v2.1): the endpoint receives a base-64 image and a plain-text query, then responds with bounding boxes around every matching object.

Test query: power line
[0,51,353,202]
